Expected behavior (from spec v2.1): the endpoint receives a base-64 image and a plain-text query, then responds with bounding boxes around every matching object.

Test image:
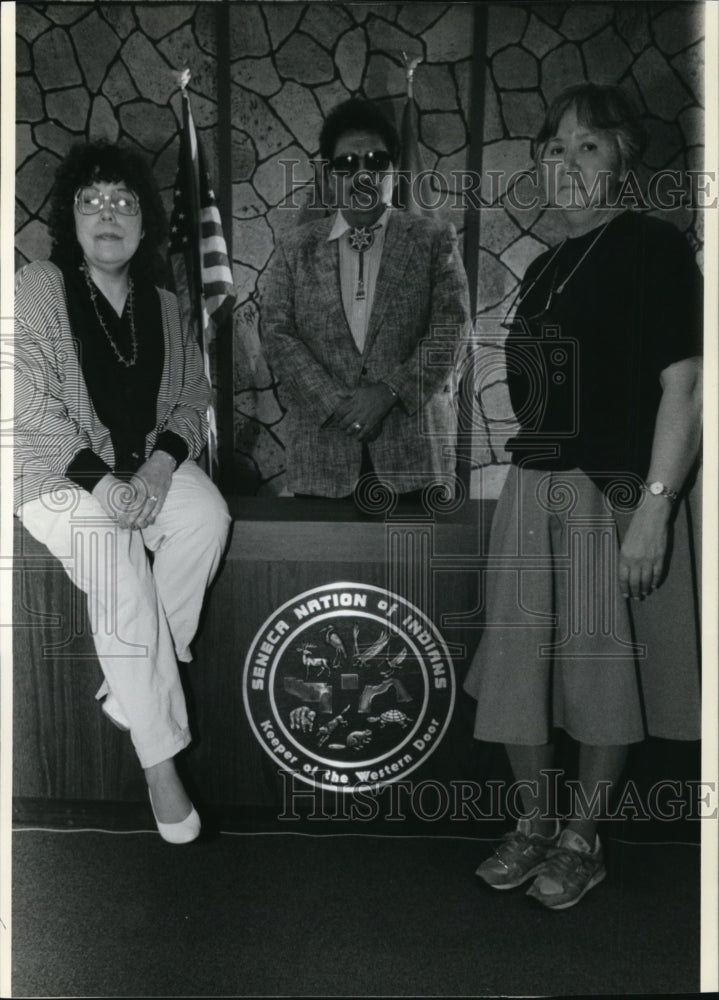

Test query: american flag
[395,92,427,216]
[394,54,432,217]
[169,85,235,477]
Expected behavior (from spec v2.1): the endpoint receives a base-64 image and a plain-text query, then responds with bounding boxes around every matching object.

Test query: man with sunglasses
[263,98,471,503]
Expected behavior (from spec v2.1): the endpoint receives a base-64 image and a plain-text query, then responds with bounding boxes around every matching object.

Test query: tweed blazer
[14,260,210,512]
[262,210,471,497]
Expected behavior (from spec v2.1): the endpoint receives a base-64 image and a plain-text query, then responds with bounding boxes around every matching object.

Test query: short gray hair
[534,83,645,175]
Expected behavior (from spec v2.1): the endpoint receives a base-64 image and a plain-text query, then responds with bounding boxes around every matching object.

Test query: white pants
[18,461,231,768]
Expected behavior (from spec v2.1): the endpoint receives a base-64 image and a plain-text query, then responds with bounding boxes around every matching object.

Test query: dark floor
[12,826,699,997]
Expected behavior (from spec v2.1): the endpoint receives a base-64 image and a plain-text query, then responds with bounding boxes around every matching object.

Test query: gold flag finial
[174,68,192,92]
[401,51,423,99]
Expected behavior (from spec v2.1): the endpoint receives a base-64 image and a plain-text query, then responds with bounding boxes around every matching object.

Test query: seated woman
[14,141,231,843]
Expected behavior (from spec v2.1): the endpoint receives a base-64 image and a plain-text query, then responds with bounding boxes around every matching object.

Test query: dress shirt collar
[328,206,391,242]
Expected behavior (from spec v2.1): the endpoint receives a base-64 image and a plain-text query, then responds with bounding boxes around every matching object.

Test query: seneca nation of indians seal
[242,583,455,792]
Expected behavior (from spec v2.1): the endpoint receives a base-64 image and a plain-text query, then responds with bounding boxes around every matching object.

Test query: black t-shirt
[63,262,165,477]
[505,210,703,491]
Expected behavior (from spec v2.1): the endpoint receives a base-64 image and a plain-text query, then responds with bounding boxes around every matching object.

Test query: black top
[505,210,703,493]
[59,261,189,492]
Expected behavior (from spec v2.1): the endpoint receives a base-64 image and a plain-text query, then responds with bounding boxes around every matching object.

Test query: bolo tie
[348,225,380,300]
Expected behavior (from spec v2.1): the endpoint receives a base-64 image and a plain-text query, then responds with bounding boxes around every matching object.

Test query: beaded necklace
[81,263,138,368]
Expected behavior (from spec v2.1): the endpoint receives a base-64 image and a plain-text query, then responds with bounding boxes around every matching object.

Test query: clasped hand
[328,383,397,441]
[93,451,176,530]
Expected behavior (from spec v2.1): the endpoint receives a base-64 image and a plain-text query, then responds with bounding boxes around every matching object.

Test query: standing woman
[14,141,231,843]
[465,84,702,908]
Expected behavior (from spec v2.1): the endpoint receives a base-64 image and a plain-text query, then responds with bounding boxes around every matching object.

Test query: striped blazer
[262,211,472,498]
[13,260,209,512]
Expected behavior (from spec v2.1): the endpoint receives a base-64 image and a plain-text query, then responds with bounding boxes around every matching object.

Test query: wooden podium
[12,497,492,823]
[13,495,700,840]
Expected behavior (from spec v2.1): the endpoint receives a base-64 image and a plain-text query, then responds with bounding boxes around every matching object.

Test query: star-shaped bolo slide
[348,226,377,300]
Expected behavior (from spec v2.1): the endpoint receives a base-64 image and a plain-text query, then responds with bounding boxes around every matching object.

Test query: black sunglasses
[329,150,393,175]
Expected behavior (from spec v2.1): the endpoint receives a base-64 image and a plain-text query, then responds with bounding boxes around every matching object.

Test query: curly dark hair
[47,141,168,278]
[534,83,645,173]
[319,98,400,165]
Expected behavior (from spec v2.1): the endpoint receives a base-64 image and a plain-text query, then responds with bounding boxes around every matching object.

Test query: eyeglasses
[329,151,393,176]
[501,272,559,330]
[500,241,567,330]
[501,216,614,329]
[74,187,141,216]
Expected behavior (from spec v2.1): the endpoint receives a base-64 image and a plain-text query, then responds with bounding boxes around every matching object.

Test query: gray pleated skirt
[463,466,701,746]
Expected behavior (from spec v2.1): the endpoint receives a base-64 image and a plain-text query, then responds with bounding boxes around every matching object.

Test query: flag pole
[396,51,426,216]
[178,72,206,347]
[171,68,219,478]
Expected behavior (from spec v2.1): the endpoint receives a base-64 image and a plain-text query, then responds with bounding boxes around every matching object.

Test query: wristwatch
[643,481,678,503]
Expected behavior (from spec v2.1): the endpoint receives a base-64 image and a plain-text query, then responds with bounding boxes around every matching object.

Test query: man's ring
[351,422,362,432]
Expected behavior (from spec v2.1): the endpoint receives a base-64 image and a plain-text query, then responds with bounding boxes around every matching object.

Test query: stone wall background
[16,2,220,264]
[15,1,704,498]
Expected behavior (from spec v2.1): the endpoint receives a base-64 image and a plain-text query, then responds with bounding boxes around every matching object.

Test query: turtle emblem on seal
[368,709,413,729]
